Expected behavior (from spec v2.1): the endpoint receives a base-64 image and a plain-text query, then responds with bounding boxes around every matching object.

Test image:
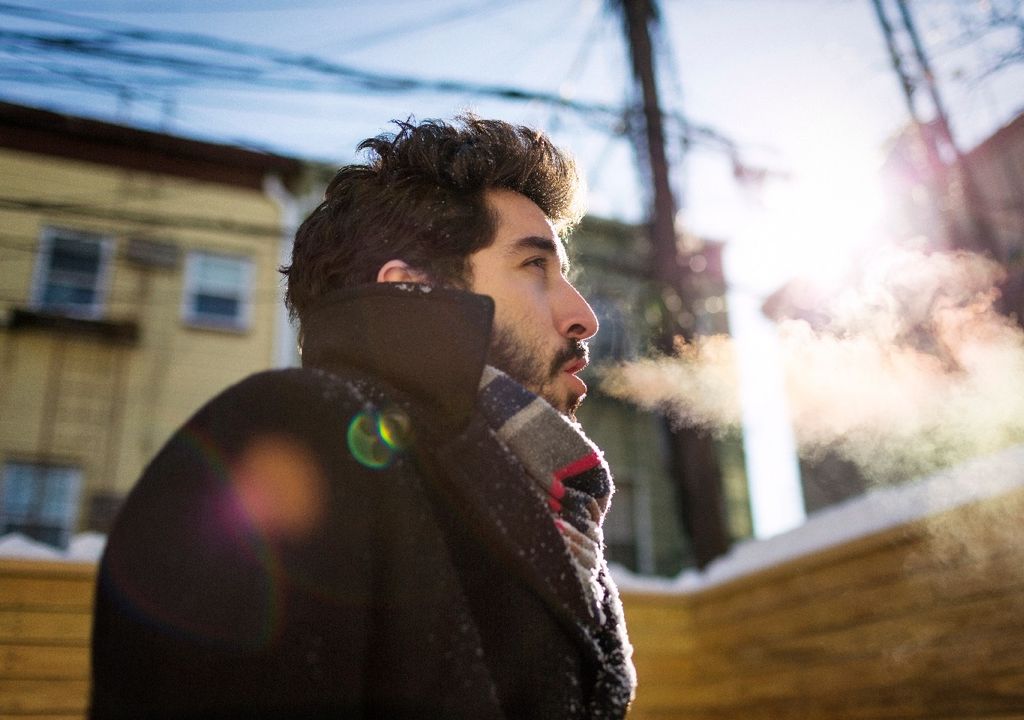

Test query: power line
[0,6,618,108]
[325,0,512,55]
[0,3,749,153]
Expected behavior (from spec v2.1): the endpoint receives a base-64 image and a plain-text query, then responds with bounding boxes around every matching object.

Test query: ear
[376,259,428,283]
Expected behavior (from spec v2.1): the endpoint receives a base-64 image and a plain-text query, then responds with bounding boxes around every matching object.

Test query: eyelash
[524,256,569,278]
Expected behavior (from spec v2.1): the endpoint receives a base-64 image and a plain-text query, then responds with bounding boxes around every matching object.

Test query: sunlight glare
[734,142,889,296]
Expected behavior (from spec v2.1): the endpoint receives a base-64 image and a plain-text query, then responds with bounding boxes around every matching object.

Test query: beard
[487,323,589,419]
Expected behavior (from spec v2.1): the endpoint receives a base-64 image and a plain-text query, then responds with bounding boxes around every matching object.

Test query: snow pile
[0,531,106,562]
[68,532,108,561]
[0,532,64,560]
[612,444,1024,594]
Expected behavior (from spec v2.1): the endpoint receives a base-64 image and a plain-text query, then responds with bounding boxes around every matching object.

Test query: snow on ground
[0,532,64,560]
[0,531,106,562]
[68,532,108,561]
[2,445,1022,581]
[611,444,1024,594]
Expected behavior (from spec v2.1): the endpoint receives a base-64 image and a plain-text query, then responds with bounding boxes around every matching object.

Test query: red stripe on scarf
[553,452,602,482]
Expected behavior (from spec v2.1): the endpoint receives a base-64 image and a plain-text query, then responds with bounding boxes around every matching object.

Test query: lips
[563,358,588,375]
[550,342,589,402]
[563,358,588,396]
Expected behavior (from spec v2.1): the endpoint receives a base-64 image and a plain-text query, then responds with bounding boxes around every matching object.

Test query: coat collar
[300,283,494,435]
[302,283,608,665]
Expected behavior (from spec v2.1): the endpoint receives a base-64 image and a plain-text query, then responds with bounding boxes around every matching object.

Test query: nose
[557,278,599,341]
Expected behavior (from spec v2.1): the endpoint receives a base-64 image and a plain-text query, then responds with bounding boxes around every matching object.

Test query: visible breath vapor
[602,249,1024,483]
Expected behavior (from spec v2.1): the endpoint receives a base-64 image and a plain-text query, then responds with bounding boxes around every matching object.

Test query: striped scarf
[477,365,613,621]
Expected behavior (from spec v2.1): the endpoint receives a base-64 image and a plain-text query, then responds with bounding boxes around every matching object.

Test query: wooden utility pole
[894,0,1002,261]
[870,0,956,238]
[871,0,1002,260]
[620,0,678,286]
[616,0,730,568]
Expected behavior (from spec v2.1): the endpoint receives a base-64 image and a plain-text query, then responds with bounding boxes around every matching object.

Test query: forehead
[485,189,568,266]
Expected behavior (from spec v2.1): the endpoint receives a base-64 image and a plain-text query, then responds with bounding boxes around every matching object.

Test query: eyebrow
[510,236,570,274]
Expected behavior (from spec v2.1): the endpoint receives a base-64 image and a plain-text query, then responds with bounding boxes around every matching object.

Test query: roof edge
[0,101,307,192]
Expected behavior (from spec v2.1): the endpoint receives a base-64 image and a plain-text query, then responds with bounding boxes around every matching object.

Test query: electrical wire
[0,3,750,152]
[324,0,513,55]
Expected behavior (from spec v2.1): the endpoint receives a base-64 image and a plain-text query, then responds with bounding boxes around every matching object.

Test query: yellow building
[0,102,309,548]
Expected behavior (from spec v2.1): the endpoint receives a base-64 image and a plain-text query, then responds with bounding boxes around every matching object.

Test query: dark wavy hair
[282,114,584,326]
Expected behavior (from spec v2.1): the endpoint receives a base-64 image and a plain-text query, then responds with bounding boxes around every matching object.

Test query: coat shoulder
[91,366,433,718]
[106,366,421,558]
[193,367,391,429]
[169,366,415,475]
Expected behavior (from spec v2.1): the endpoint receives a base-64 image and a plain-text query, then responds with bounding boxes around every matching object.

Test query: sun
[729,140,890,298]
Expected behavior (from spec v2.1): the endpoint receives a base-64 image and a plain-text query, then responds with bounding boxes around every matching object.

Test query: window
[32,227,113,318]
[182,252,253,330]
[0,463,82,549]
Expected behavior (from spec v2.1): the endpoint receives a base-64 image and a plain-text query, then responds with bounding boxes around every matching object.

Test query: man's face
[468,189,599,419]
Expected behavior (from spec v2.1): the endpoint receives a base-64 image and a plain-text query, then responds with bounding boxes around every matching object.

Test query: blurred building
[964,112,1024,320]
[572,217,750,574]
[0,102,307,548]
[882,110,1024,319]
[965,113,1024,251]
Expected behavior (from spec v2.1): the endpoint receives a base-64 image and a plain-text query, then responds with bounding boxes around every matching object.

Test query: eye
[523,256,548,271]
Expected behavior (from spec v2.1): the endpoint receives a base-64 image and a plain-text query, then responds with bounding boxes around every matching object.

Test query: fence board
[0,559,95,717]
[623,487,1024,719]
[0,679,89,714]
[0,609,92,644]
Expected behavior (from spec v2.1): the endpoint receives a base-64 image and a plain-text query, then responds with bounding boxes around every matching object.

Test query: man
[91,115,635,719]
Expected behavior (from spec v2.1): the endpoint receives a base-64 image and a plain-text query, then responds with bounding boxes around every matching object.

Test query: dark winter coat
[90,284,635,720]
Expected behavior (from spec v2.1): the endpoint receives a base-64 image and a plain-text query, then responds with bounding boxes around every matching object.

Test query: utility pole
[870,0,1002,260]
[894,0,1002,261]
[619,0,678,286]
[615,0,730,568]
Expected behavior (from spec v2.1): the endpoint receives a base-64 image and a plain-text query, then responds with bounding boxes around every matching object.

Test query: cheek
[499,303,553,345]
[481,275,560,339]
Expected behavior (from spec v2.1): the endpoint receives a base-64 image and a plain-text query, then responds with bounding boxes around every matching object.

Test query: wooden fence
[0,558,94,720]
[2,487,1022,719]
[624,486,1024,719]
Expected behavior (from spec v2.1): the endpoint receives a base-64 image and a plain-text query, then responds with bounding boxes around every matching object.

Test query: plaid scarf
[477,365,637,716]
[477,365,614,621]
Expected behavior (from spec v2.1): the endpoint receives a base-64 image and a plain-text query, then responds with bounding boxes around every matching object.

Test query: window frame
[30,226,115,320]
[181,250,255,332]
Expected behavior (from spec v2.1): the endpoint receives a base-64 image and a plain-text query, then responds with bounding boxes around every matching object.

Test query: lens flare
[103,427,292,650]
[377,408,411,451]
[347,407,410,469]
[232,435,326,537]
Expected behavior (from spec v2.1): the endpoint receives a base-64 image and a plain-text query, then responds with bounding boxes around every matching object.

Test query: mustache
[549,340,589,375]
